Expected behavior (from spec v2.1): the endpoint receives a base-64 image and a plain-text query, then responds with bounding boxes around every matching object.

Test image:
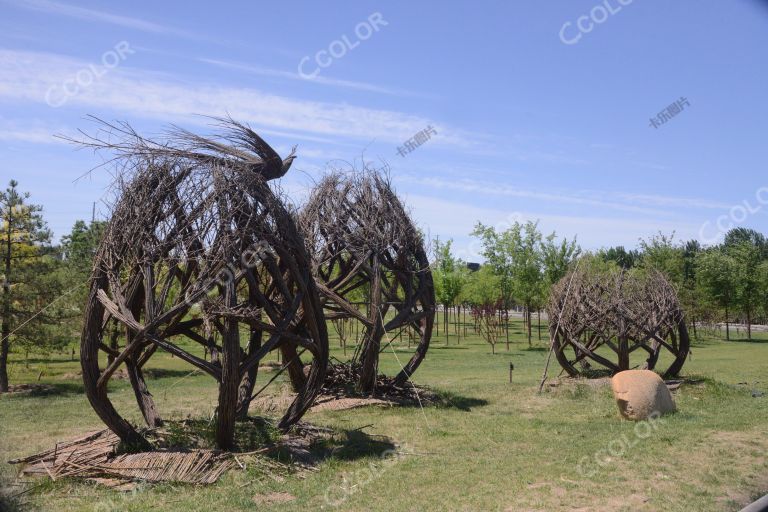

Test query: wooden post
[509,362,514,383]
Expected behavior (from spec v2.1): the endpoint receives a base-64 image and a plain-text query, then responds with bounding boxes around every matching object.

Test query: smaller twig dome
[546,265,689,378]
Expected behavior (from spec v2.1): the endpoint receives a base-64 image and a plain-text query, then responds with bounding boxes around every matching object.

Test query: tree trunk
[527,306,532,347]
[1,208,12,393]
[236,328,262,420]
[445,304,449,345]
[725,304,730,341]
[359,257,383,394]
[747,306,752,341]
[127,358,163,428]
[215,280,240,450]
[0,324,8,393]
[281,342,307,391]
[537,310,542,341]
[505,308,510,351]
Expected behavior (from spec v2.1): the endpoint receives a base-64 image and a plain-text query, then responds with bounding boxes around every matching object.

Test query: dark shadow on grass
[310,429,396,462]
[143,368,202,379]
[11,357,78,366]
[1,381,84,398]
[428,345,469,350]
[412,389,489,412]
[522,346,549,352]
[145,417,281,453]
[143,417,398,466]
[580,368,614,379]
[0,490,23,512]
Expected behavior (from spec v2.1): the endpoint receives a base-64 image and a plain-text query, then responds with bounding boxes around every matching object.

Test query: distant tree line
[433,222,768,352]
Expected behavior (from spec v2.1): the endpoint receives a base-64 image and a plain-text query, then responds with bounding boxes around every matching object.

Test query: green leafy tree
[54,220,107,349]
[1,180,52,391]
[728,241,762,340]
[757,260,768,322]
[462,265,500,307]
[638,232,685,285]
[471,222,516,310]
[538,232,580,341]
[61,219,105,274]
[471,222,517,348]
[679,239,703,338]
[724,227,768,259]
[697,248,738,340]
[541,233,580,287]
[461,265,501,353]
[509,221,545,346]
[599,246,641,269]
[432,238,468,343]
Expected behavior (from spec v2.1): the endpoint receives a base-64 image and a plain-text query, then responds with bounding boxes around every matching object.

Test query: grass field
[1,314,767,511]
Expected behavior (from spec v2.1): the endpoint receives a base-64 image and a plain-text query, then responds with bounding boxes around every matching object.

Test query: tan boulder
[611,370,676,421]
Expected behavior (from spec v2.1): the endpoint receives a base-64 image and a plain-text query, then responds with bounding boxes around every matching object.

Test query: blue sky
[1,0,767,260]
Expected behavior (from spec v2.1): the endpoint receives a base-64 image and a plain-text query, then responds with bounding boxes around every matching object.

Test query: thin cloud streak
[404,194,702,256]
[2,0,202,40]
[199,58,423,97]
[396,175,675,217]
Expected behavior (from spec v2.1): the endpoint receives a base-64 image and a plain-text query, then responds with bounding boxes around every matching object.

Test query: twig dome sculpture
[298,171,435,394]
[546,266,689,378]
[78,119,328,450]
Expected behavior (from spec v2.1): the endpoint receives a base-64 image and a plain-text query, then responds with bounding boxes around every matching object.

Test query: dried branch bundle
[546,266,689,377]
[75,118,328,450]
[298,170,435,394]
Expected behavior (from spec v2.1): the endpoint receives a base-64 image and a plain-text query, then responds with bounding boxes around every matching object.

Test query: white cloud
[0,49,466,146]
[403,193,700,257]
[0,117,70,143]
[608,191,730,210]
[199,58,422,97]
[396,175,674,216]
[2,0,201,40]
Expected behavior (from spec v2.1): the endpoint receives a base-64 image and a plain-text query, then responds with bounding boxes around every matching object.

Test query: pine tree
[0,180,52,392]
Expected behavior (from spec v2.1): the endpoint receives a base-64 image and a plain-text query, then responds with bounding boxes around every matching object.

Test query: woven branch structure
[298,171,435,394]
[546,266,689,378]
[77,119,328,450]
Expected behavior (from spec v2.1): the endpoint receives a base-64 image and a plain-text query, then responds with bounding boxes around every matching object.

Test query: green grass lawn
[1,315,767,511]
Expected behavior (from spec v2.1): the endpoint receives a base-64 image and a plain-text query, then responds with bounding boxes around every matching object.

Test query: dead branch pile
[546,266,689,377]
[320,361,437,404]
[8,430,233,485]
[72,118,328,450]
[298,170,435,395]
[8,421,380,489]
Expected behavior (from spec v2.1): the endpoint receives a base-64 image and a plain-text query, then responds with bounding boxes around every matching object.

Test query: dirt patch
[708,430,768,508]
[311,395,394,412]
[571,493,650,511]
